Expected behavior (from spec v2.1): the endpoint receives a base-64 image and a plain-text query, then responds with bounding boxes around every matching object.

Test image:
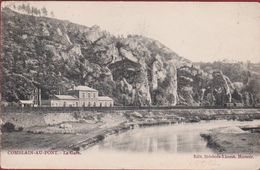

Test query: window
[82,93,85,98]
[88,93,90,98]
[93,93,96,98]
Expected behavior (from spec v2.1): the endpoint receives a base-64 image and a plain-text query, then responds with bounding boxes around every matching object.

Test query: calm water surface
[86,120,260,154]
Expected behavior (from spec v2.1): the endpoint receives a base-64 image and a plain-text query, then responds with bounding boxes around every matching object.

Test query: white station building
[42,85,114,107]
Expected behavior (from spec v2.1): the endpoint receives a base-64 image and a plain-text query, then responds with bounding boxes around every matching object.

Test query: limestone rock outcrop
[3,7,258,106]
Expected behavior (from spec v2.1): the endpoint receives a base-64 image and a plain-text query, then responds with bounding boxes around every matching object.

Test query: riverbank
[200,125,260,153]
[2,109,260,152]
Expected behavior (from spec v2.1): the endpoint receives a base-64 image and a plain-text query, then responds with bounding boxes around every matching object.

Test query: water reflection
[89,120,260,154]
[97,123,213,153]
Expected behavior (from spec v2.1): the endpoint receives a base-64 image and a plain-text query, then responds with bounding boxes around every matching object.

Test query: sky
[3,1,260,63]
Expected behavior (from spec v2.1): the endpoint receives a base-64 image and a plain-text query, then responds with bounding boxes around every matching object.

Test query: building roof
[97,96,113,101]
[54,95,77,100]
[19,100,34,104]
[69,85,97,92]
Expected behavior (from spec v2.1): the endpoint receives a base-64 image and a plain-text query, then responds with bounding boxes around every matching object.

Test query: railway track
[2,105,260,113]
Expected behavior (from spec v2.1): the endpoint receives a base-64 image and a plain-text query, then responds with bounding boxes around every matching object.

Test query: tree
[25,4,31,15]
[21,4,26,11]
[31,7,37,16]
[17,5,22,11]
[37,9,41,16]
[50,11,55,17]
[41,7,48,16]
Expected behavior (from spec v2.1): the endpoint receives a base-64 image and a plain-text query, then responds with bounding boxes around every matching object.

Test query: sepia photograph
[0,1,260,169]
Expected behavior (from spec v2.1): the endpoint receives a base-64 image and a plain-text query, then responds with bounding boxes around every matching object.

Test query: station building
[41,85,113,107]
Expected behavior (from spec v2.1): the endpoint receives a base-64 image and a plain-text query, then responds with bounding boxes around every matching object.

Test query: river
[2,120,260,169]
[86,119,260,154]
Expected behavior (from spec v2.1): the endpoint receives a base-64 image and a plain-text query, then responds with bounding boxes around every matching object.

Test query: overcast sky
[3,1,260,63]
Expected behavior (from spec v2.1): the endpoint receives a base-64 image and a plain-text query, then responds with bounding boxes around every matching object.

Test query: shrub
[1,122,15,132]
[17,127,23,131]
[96,134,105,141]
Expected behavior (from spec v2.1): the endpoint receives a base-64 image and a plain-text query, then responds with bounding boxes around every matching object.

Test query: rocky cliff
[1,8,258,106]
[197,62,260,106]
[2,8,190,106]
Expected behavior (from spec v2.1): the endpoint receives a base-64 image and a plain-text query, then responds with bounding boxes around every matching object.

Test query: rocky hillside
[197,61,260,106]
[1,8,258,106]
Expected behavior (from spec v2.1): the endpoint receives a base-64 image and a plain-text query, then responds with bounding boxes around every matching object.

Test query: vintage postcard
[1,1,260,170]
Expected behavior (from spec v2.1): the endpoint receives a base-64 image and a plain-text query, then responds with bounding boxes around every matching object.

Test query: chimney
[38,88,41,106]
